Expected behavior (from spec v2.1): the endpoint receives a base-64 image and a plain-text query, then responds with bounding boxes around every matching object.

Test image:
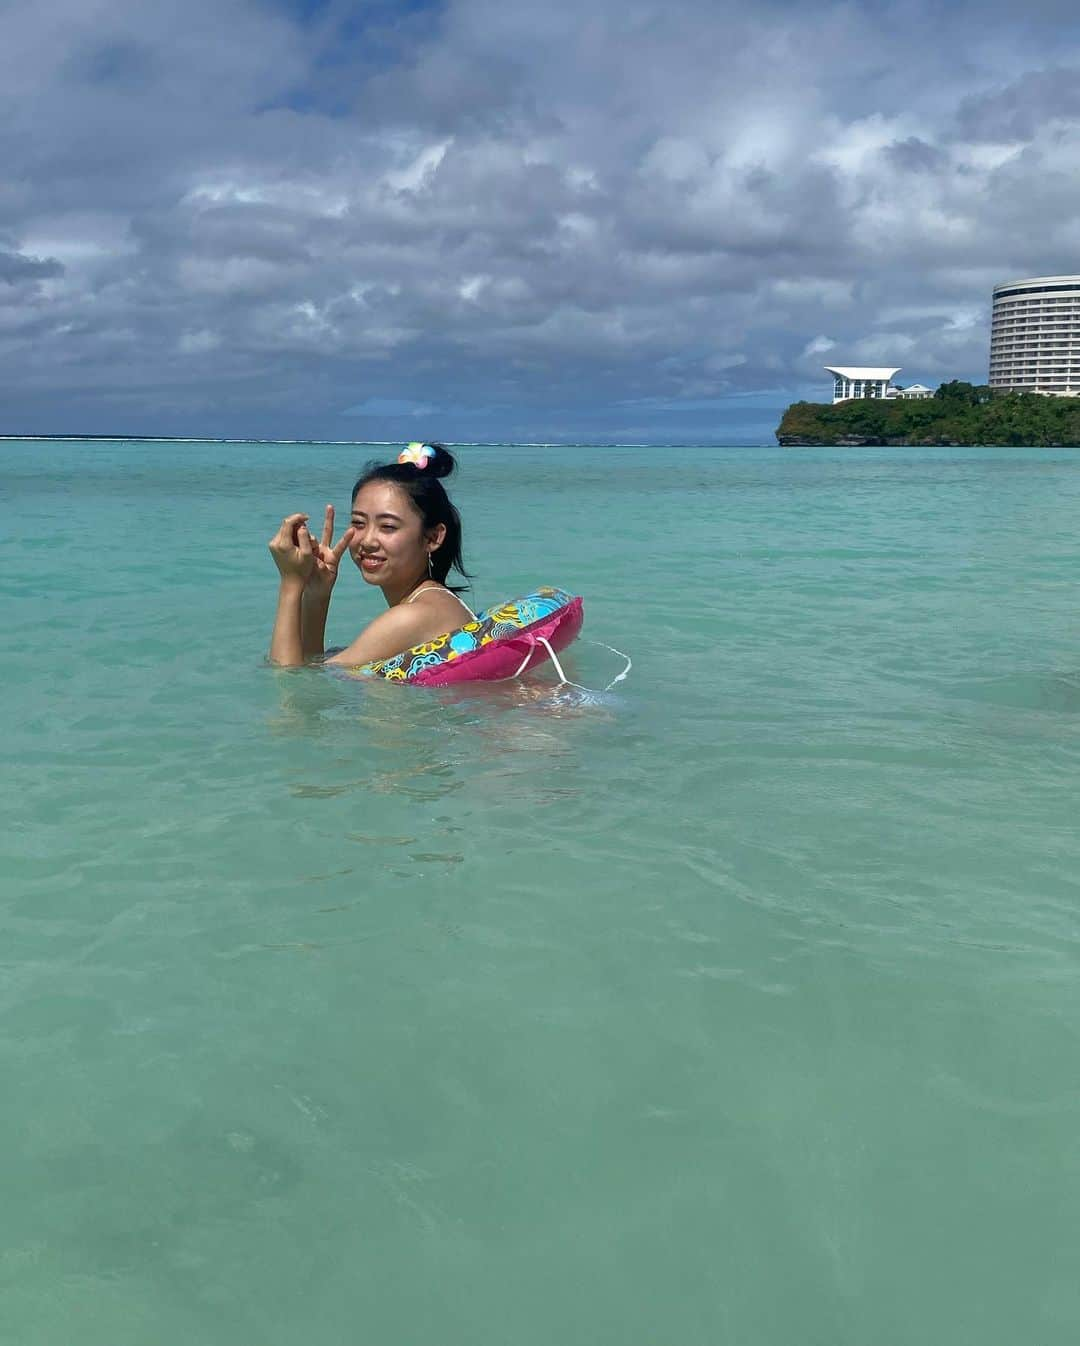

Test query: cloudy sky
[2,0,1079,442]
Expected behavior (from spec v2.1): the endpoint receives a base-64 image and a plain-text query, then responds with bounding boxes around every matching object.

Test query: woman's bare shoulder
[325,591,471,667]
[407,586,475,627]
[325,604,434,666]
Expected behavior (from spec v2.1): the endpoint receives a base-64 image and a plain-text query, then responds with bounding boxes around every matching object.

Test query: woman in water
[268,443,474,667]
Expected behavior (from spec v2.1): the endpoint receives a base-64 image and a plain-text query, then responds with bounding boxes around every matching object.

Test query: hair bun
[395,441,455,478]
[423,442,455,479]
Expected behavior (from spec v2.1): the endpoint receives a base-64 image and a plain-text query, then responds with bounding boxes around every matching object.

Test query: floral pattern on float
[345,586,583,685]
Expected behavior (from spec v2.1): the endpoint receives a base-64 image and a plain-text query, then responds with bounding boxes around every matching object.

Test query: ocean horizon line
[0,434,772,449]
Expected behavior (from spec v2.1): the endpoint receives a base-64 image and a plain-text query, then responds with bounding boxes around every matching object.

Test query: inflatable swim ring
[345,586,584,687]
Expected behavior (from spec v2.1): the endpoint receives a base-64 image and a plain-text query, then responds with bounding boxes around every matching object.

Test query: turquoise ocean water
[3,438,1080,1344]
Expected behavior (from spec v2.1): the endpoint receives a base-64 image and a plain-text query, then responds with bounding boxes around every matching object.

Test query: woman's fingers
[273,514,307,544]
[331,527,355,561]
[269,515,315,576]
[321,504,334,549]
[269,513,309,549]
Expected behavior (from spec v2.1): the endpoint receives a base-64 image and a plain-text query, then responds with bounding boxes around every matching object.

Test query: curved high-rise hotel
[989,275,1080,395]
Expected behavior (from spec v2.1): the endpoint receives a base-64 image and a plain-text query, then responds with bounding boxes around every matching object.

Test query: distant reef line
[0,435,653,448]
[0,436,757,449]
[777,381,1080,447]
[0,434,408,445]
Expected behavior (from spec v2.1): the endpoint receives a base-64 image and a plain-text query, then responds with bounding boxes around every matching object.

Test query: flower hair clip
[398,442,435,468]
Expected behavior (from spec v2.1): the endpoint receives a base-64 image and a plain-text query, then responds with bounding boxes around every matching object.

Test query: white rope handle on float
[507,636,633,693]
[592,641,633,691]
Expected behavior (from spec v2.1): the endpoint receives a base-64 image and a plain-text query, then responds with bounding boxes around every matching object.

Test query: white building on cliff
[825,366,901,403]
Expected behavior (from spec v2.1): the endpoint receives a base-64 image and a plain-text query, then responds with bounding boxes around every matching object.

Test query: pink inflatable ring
[344,586,584,687]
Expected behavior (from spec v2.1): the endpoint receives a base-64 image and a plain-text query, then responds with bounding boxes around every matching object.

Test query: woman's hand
[305,505,355,601]
[268,513,316,582]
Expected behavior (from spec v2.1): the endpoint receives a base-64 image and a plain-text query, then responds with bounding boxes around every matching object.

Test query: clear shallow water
[3,439,1080,1344]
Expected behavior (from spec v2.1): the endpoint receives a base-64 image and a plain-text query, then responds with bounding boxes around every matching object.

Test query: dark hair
[351,442,471,590]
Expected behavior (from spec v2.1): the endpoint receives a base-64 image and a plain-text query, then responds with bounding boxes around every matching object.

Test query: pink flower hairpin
[398,442,435,468]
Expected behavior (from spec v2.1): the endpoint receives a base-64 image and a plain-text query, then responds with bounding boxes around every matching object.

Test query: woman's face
[348,481,437,589]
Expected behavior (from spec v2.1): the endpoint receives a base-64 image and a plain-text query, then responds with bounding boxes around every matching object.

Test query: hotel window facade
[989,276,1080,395]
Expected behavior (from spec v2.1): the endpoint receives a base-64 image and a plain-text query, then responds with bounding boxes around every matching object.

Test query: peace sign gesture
[305,504,355,599]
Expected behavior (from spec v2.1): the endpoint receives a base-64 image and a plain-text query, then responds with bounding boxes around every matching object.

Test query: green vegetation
[776,381,1080,447]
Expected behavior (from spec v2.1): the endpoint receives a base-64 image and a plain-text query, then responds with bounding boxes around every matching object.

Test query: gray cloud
[881,138,947,174]
[955,67,1080,142]
[0,249,64,284]
[2,0,1080,440]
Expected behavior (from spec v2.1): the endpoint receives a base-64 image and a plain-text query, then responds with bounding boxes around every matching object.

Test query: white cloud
[3,0,1080,435]
[177,329,221,355]
[383,140,453,193]
[775,281,853,309]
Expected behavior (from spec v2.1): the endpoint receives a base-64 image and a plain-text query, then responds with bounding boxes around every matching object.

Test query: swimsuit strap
[404,584,476,619]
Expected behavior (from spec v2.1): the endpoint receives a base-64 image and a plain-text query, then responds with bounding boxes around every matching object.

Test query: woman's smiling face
[349,480,436,590]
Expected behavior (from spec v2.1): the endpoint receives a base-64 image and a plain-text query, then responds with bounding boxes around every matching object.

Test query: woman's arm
[268,509,354,665]
[270,577,307,665]
[301,507,353,659]
[301,591,331,659]
[268,513,315,666]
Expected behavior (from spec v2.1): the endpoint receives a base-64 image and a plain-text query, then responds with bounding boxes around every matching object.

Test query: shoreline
[777,435,1080,448]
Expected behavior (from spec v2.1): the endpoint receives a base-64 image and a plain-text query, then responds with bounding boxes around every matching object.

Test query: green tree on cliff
[776,384,1080,446]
